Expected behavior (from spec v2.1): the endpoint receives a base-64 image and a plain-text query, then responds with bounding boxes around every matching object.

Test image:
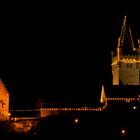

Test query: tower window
[126,63,132,68]
[119,62,121,68]
[136,63,140,69]
[126,63,129,67]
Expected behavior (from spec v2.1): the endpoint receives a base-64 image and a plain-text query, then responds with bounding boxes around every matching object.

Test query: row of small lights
[111,60,118,65]
[10,107,104,112]
[9,101,107,112]
[112,59,140,66]
[10,100,108,112]
[107,98,137,101]
[123,59,140,63]
[10,96,140,112]
[122,59,137,63]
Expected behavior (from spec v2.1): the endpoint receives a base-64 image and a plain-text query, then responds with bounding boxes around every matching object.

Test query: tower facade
[112,16,140,85]
[0,79,9,120]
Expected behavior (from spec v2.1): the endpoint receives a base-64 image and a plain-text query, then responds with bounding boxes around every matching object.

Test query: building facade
[112,16,140,85]
[0,79,10,120]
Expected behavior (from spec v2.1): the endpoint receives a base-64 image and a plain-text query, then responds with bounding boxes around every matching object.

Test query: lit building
[112,16,140,85]
[0,79,10,120]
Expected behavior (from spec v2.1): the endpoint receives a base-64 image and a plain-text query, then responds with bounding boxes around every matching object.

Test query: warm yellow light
[120,128,127,136]
[122,129,125,134]
[74,118,79,123]
[133,106,136,110]
[8,113,11,116]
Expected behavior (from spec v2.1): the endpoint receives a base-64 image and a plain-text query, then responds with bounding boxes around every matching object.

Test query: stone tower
[0,79,10,120]
[112,16,140,85]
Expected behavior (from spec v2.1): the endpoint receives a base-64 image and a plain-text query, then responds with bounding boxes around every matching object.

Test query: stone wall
[0,80,9,120]
[112,57,140,85]
[120,62,139,85]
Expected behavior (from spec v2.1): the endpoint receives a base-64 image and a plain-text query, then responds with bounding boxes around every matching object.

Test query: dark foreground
[0,109,140,140]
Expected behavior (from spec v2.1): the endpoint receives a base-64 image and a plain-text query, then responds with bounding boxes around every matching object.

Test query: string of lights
[9,100,108,112]
[10,107,105,112]
[9,97,140,112]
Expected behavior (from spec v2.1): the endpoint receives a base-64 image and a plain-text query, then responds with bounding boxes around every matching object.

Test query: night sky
[1,4,140,108]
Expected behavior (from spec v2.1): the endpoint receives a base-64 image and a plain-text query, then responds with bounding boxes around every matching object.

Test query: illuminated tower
[0,79,10,120]
[112,16,140,85]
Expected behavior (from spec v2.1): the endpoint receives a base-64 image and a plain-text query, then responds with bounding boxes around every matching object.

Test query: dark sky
[1,4,140,107]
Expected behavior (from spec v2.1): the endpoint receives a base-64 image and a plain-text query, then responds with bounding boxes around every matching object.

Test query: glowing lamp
[8,113,11,116]
[133,106,137,110]
[120,128,127,136]
[74,118,79,124]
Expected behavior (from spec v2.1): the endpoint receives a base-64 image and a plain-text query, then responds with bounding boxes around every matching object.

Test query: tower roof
[118,16,136,54]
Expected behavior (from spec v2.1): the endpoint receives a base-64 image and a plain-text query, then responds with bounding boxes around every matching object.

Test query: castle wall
[119,62,139,85]
[112,64,119,85]
[0,80,9,121]
[112,56,140,85]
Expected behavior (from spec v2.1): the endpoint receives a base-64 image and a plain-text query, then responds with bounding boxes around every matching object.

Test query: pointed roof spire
[100,85,107,103]
[123,15,127,26]
[118,15,135,51]
[120,15,127,46]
